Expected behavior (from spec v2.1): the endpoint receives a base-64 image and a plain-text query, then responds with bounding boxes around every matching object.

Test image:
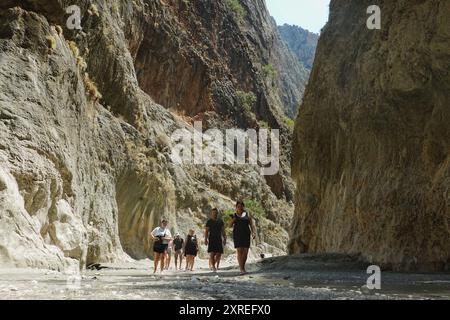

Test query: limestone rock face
[278,23,319,71]
[130,0,308,121]
[291,0,450,271]
[269,16,309,119]
[0,0,299,270]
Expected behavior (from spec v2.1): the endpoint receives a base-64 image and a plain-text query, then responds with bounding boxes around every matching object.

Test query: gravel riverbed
[1,255,449,300]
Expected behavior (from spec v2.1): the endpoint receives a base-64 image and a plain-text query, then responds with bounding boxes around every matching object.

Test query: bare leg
[167,254,171,270]
[208,253,213,270]
[165,253,168,269]
[174,254,178,270]
[153,253,160,274]
[215,254,222,270]
[236,248,244,273]
[191,257,195,271]
[209,253,216,271]
[242,248,249,273]
[160,254,166,273]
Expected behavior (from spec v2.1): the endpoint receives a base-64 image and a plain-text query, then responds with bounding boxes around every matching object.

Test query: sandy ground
[0,254,449,300]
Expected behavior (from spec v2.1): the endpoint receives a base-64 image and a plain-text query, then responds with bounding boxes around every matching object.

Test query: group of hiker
[150,200,257,276]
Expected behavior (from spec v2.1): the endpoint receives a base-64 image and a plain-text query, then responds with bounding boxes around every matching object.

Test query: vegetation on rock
[225,0,245,21]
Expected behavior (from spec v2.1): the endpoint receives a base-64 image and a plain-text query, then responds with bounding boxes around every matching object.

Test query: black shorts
[153,243,168,254]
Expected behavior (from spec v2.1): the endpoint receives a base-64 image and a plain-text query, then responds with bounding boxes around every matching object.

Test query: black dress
[173,238,183,252]
[206,218,224,254]
[232,212,251,249]
[184,235,198,256]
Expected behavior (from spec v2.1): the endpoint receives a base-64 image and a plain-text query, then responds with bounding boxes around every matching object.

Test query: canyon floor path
[1,255,449,300]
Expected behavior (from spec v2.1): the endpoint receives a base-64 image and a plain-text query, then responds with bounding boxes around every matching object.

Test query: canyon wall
[0,0,303,270]
[278,23,319,71]
[291,0,450,271]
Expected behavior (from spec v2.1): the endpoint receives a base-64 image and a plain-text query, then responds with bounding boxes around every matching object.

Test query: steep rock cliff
[291,0,450,271]
[278,23,319,71]
[131,0,308,122]
[0,0,300,270]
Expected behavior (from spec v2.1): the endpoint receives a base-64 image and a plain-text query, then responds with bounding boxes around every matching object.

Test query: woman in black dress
[205,208,226,272]
[229,200,256,275]
[183,229,199,271]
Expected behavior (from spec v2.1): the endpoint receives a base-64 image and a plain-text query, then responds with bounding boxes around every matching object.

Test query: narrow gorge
[291,0,449,272]
[0,0,449,280]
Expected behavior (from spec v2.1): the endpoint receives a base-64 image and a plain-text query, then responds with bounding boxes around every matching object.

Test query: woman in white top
[150,218,172,274]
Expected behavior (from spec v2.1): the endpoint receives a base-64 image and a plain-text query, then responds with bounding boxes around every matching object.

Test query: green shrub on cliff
[225,0,245,20]
[258,120,270,129]
[222,208,234,226]
[243,199,266,220]
[236,90,256,113]
[284,116,295,129]
[262,64,277,80]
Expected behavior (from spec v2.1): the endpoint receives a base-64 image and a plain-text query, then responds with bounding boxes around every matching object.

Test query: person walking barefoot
[165,239,173,270]
[205,208,226,272]
[150,218,172,274]
[229,200,256,276]
[184,229,198,272]
[173,233,184,271]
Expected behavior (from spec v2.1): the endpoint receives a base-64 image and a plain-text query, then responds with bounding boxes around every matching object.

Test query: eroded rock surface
[0,0,301,270]
[291,0,450,271]
[278,23,319,71]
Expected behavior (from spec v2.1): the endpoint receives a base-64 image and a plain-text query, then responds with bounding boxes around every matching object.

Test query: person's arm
[249,216,257,240]
[228,214,236,228]
[222,222,227,245]
[150,228,157,241]
[204,225,209,246]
